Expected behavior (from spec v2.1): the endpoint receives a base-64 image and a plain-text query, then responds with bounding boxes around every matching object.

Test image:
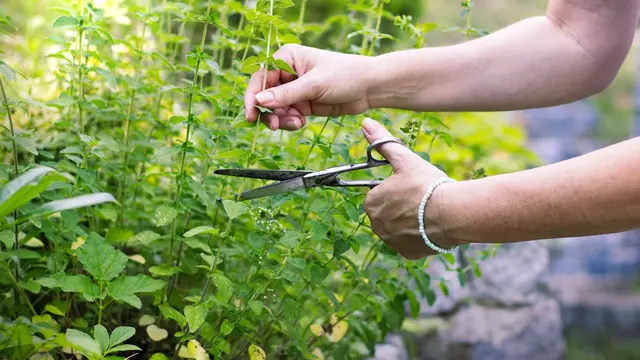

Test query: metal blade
[214,169,313,181]
[233,177,307,201]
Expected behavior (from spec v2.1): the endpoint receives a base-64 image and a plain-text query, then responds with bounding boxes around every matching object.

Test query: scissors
[213,137,406,201]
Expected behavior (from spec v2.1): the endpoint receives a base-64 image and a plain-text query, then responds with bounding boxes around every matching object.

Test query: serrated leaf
[129,230,161,246]
[109,326,135,348]
[93,325,110,354]
[274,59,296,75]
[159,304,186,328]
[240,56,261,74]
[222,200,248,220]
[213,149,247,160]
[65,329,101,357]
[184,304,208,333]
[288,257,306,270]
[76,235,128,281]
[36,273,100,301]
[154,205,178,226]
[53,16,78,28]
[107,275,166,309]
[105,344,142,354]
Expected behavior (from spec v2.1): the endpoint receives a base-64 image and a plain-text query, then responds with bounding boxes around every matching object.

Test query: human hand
[362,118,461,259]
[244,44,375,131]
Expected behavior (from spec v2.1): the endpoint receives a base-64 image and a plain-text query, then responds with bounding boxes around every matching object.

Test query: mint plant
[0,1,537,359]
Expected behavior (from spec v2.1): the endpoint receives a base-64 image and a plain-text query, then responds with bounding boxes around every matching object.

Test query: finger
[245,68,281,123]
[361,117,418,172]
[255,73,319,109]
[279,107,306,131]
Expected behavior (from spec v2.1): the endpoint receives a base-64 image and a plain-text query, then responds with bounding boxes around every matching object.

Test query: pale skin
[244,0,640,259]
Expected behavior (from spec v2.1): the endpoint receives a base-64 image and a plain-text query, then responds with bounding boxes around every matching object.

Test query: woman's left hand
[361,118,460,259]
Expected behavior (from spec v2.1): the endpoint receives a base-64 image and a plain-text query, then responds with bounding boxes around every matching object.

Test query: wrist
[365,50,426,110]
[422,181,467,249]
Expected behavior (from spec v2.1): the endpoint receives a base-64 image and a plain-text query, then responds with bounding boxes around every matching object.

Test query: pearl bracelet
[418,177,459,254]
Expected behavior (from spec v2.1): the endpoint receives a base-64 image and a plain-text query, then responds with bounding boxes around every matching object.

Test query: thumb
[362,117,418,172]
[255,75,317,108]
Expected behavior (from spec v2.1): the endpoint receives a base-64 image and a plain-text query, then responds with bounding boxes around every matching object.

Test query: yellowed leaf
[146,325,168,341]
[310,324,325,337]
[71,237,85,250]
[138,314,155,326]
[329,321,348,342]
[187,340,210,360]
[248,344,266,360]
[312,348,324,360]
[129,254,146,264]
[177,345,194,358]
[24,238,44,248]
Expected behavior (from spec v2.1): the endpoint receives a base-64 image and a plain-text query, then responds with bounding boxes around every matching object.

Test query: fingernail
[256,91,275,106]
[362,118,377,136]
[293,119,302,129]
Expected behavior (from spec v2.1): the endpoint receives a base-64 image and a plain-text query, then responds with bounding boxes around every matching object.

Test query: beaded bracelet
[418,177,459,254]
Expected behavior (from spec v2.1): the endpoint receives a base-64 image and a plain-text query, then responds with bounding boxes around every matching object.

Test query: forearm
[367,12,635,112]
[434,138,640,245]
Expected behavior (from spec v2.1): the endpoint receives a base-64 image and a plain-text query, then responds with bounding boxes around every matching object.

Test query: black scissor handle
[366,137,407,166]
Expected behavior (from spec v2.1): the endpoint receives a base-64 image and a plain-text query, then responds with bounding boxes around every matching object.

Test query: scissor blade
[234,177,307,201]
[214,169,313,181]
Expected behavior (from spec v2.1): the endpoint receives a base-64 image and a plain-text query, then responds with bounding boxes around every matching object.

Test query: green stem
[297,0,308,32]
[97,282,104,325]
[3,259,37,316]
[301,117,330,167]
[0,78,20,279]
[77,6,85,133]
[119,16,149,226]
[166,0,212,301]
[367,0,385,56]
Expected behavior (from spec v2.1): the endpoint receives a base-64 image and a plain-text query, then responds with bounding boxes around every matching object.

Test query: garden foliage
[0,0,536,358]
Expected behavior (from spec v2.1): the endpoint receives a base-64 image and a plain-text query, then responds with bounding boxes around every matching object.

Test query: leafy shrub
[0,0,537,359]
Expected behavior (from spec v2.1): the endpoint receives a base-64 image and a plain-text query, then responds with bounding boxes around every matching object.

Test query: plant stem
[119,14,149,226]
[0,78,20,280]
[165,0,212,302]
[367,0,385,56]
[297,0,308,31]
[3,259,37,316]
[301,117,331,168]
[77,1,85,133]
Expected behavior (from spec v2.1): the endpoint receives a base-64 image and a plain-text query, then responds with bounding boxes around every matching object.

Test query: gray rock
[369,335,409,360]
[466,242,550,307]
[435,298,564,360]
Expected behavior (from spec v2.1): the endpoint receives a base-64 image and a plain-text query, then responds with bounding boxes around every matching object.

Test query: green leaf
[19,280,41,294]
[129,230,161,246]
[154,205,178,226]
[65,329,101,357]
[93,325,110,354]
[36,273,100,301]
[159,304,186,328]
[288,257,306,270]
[149,265,180,277]
[0,166,67,219]
[184,304,208,333]
[274,59,296,75]
[220,319,234,336]
[407,291,420,318]
[249,300,263,315]
[76,235,129,281]
[184,238,212,254]
[94,68,117,88]
[212,273,233,302]
[0,230,13,249]
[222,200,248,220]
[258,158,279,170]
[240,56,261,74]
[15,136,38,155]
[109,326,136,348]
[213,149,247,160]
[310,264,330,286]
[106,344,142,354]
[184,226,216,237]
[53,16,78,28]
[24,193,117,221]
[44,304,65,316]
[332,240,350,258]
[439,281,449,296]
[107,275,166,309]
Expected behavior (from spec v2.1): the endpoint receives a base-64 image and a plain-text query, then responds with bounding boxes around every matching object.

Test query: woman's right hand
[243,44,377,131]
